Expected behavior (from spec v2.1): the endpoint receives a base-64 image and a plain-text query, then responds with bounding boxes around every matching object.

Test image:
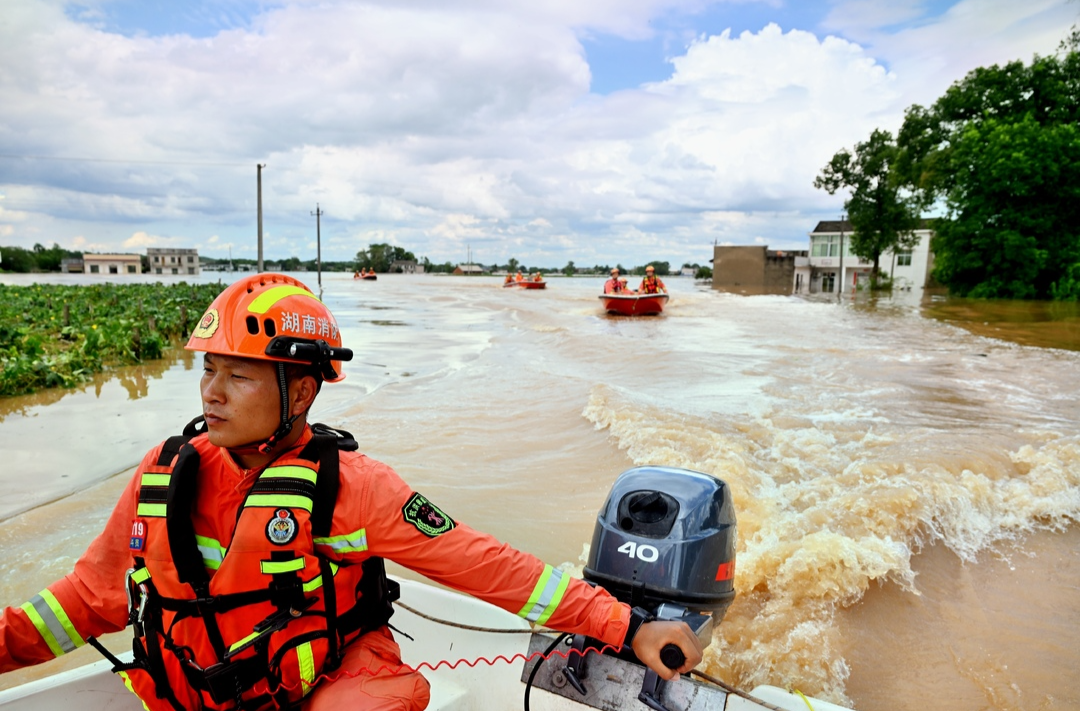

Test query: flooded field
[1,271,1078,710]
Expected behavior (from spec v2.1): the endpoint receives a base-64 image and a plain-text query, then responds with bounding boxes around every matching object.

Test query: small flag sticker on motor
[715,561,734,581]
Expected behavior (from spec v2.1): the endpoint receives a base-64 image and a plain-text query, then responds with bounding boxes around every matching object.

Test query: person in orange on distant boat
[602,268,619,294]
[532,272,543,282]
[639,265,667,294]
[604,267,631,294]
[515,271,524,282]
[504,273,514,284]
[353,270,360,279]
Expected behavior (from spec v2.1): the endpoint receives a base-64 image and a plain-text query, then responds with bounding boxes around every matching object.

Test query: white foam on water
[582,383,1080,706]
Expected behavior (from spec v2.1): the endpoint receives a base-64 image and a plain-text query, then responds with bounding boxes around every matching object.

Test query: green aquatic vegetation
[0,282,225,397]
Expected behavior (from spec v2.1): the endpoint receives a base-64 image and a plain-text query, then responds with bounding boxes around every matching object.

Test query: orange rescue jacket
[639,276,665,294]
[0,423,632,710]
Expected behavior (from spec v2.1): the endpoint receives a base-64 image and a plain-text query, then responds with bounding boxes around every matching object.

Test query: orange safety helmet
[186,273,352,383]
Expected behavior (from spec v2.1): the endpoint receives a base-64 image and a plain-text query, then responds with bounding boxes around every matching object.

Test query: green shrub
[0,282,225,397]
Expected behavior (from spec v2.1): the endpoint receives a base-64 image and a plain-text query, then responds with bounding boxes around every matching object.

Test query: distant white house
[148,247,200,276]
[794,220,935,295]
[390,259,423,274]
[83,253,141,275]
[453,264,485,275]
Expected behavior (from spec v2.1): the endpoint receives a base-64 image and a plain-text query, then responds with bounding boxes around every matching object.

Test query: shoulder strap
[300,426,400,642]
[182,414,207,438]
[311,422,359,451]
[301,431,341,539]
[156,433,193,467]
[303,423,359,538]
[166,444,211,587]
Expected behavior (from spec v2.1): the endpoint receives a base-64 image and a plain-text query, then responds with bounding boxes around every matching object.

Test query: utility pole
[257,163,266,273]
[837,212,846,298]
[311,203,323,289]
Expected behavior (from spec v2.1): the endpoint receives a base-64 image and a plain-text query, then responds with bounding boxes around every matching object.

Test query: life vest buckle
[201,656,265,706]
[193,595,218,614]
[125,568,150,625]
[224,597,317,661]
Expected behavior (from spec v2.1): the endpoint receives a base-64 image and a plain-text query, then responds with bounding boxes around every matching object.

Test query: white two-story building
[793,220,935,295]
[148,247,200,276]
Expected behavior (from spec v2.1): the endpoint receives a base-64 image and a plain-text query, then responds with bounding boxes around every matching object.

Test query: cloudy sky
[0,0,1074,269]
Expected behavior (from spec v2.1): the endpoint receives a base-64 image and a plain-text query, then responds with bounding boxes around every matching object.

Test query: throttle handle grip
[659,644,685,670]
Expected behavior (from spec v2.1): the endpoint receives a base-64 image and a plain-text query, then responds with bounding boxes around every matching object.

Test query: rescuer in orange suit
[639,265,667,294]
[604,267,631,294]
[0,273,703,711]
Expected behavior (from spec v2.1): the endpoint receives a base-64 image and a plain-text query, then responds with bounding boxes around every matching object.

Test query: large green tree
[355,243,416,273]
[814,128,923,281]
[897,48,1080,299]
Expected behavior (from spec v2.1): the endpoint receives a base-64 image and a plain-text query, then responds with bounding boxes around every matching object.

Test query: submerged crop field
[0,281,225,397]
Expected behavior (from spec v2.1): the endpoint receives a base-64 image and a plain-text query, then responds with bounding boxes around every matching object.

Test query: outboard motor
[565,467,737,711]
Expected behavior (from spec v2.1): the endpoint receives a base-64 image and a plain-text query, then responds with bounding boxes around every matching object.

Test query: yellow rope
[793,688,817,711]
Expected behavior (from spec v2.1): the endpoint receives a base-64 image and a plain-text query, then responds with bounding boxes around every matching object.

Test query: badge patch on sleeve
[402,493,456,537]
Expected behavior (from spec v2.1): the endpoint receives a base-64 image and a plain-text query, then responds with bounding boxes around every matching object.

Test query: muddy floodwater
[1,271,1078,710]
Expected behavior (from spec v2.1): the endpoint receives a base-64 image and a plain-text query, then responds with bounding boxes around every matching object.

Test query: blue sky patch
[66,0,268,38]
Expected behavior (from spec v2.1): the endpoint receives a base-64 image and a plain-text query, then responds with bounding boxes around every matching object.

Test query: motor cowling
[583,466,736,621]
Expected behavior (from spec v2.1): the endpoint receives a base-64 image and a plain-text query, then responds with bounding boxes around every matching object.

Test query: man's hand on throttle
[630,620,704,681]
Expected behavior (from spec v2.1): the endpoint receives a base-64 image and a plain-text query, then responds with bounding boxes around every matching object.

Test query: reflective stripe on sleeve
[517,565,571,626]
[313,528,368,554]
[195,535,227,570]
[19,589,85,656]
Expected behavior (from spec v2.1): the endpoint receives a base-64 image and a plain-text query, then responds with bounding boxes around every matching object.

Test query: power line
[0,153,249,167]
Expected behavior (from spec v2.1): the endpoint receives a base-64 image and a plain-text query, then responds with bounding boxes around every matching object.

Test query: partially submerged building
[453,264,485,275]
[794,220,935,295]
[148,247,200,276]
[711,246,806,295]
[82,253,141,275]
[390,259,423,274]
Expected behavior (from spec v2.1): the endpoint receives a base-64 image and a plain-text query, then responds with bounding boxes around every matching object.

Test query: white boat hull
[0,578,852,711]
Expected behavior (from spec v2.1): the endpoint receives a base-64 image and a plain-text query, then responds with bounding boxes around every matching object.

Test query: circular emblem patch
[266,509,298,546]
[191,308,220,339]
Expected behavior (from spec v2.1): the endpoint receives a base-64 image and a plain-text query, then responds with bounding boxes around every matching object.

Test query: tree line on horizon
[353,244,711,278]
[0,242,713,279]
[814,29,1079,301]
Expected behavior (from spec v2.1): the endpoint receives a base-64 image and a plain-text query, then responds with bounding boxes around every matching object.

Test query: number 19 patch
[130,519,147,551]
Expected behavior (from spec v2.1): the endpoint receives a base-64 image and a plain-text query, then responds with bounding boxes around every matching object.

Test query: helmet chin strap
[257,362,301,455]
